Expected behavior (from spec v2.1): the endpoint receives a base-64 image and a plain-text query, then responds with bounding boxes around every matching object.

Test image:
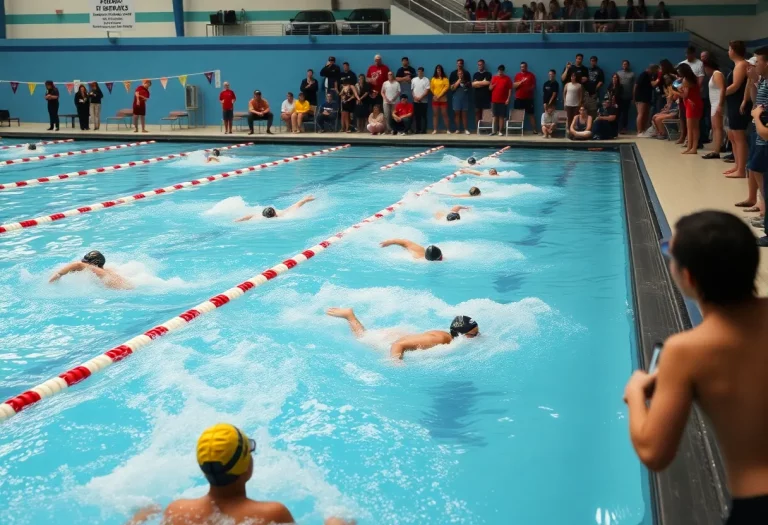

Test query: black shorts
[492,103,508,118]
[514,98,535,115]
[222,109,234,121]
[748,143,768,174]
[728,100,753,131]
[474,98,491,111]
[726,495,768,524]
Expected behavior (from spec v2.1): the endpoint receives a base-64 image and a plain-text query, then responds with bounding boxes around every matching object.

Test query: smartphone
[649,343,663,373]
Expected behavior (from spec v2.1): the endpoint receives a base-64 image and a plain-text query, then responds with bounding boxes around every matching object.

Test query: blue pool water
[0,140,649,525]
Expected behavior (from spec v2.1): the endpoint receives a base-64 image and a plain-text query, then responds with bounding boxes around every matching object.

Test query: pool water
[0,141,650,525]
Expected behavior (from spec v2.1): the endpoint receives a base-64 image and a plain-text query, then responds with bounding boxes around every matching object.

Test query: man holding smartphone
[624,210,768,524]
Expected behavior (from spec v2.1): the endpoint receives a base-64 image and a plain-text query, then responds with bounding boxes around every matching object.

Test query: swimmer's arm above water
[282,195,316,215]
[389,333,441,360]
[460,168,485,177]
[235,214,255,222]
[379,238,424,258]
[49,261,89,282]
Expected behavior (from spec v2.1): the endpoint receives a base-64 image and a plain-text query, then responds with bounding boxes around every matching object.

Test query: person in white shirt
[280,92,296,133]
[540,103,558,138]
[381,71,401,131]
[411,67,431,134]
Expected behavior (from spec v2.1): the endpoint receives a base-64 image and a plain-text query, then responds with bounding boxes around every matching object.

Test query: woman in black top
[44,80,60,131]
[87,82,103,130]
[74,85,90,130]
[725,40,751,180]
[300,69,319,107]
[634,64,657,135]
[354,74,371,133]
[607,73,623,105]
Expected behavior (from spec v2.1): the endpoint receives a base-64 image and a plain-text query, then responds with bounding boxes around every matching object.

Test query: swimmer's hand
[125,504,162,525]
[379,240,397,248]
[235,215,255,222]
[300,195,316,203]
[451,205,470,212]
[49,272,62,283]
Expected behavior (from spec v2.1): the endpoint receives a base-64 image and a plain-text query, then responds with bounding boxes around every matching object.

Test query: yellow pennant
[28,83,37,95]
[123,80,132,93]
[178,75,187,87]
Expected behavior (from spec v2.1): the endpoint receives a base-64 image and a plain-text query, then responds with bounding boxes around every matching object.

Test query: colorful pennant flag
[178,75,187,87]
[160,77,168,90]
[105,82,114,94]
[65,83,74,95]
[123,80,132,93]
[10,82,18,94]
[28,83,36,95]
[74,81,81,92]
[204,71,214,84]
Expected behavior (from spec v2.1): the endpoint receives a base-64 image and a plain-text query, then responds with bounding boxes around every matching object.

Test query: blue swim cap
[446,212,461,221]
[425,245,443,261]
[262,206,277,218]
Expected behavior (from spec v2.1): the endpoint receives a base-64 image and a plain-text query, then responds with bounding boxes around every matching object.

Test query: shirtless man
[435,205,469,221]
[460,167,499,176]
[327,307,479,360]
[380,239,443,261]
[205,148,222,163]
[49,250,133,290]
[235,195,315,222]
[624,211,768,524]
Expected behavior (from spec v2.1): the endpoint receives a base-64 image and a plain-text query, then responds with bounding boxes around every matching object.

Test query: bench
[105,109,133,130]
[159,111,190,130]
[0,110,20,127]
[59,113,78,128]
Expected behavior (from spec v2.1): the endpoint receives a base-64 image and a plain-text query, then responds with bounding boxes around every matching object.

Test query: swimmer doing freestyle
[435,205,470,221]
[49,250,133,290]
[205,148,222,163]
[327,308,479,360]
[380,239,444,261]
[460,167,499,177]
[443,186,481,198]
[235,195,315,222]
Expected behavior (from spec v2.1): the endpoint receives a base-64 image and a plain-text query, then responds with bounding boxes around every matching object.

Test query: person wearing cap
[390,94,414,136]
[49,250,132,290]
[366,54,391,110]
[411,67,431,134]
[591,95,619,140]
[396,56,416,101]
[320,56,341,99]
[435,205,470,221]
[326,308,479,360]
[235,195,315,222]
[247,90,273,135]
[379,238,444,261]
[219,81,237,135]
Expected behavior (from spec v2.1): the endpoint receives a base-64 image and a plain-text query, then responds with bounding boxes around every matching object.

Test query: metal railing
[240,21,389,37]
[392,0,468,32]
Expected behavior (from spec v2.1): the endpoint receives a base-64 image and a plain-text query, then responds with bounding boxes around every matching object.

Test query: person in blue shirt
[497,0,514,32]
[316,92,339,132]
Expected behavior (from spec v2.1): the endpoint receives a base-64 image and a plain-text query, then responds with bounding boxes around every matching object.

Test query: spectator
[563,0,574,21]
[291,92,311,133]
[607,0,620,22]
[497,0,514,32]
[625,0,641,19]
[247,90,273,135]
[594,0,609,32]
[585,55,606,117]
[569,106,593,139]
[702,58,726,159]
[476,0,490,20]
[518,5,533,32]
[340,62,356,89]
[534,2,547,31]
[316,92,339,133]
[624,212,768,521]
[543,69,559,108]
[725,41,751,180]
[473,59,493,127]
[391,94,414,135]
[367,104,386,135]
[514,61,538,133]
[320,56,341,98]
[547,0,562,32]
[570,0,588,32]
[44,81,60,132]
[340,81,357,133]
[396,56,416,100]
[592,95,619,139]
[754,105,768,245]
[431,64,451,134]
[280,92,296,133]
[412,66,431,134]
[132,80,151,133]
[74,85,90,131]
[677,63,702,154]
[634,64,657,136]
[650,75,680,138]
[607,73,623,106]
[366,54,390,112]
[678,46,706,149]
[464,0,477,19]
[87,82,103,131]
[636,0,648,17]
[300,69,319,107]
[541,103,558,138]
[652,0,670,30]
[746,48,768,236]
[490,64,514,135]
[563,71,584,130]
[616,60,635,133]
[450,58,473,134]
[489,0,501,19]
[355,74,371,133]
[562,53,589,85]
[654,58,676,115]
[219,81,236,135]
[382,71,401,131]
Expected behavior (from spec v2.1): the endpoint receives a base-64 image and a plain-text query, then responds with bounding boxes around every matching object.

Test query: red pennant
[65,83,74,94]
[105,82,114,94]
[204,71,214,84]
[10,82,18,94]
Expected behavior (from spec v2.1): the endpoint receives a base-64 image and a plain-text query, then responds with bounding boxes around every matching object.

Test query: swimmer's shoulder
[162,498,209,524]
[424,330,453,343]
[241,500,294,524]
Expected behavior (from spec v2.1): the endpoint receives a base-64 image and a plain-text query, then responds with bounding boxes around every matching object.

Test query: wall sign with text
[90,0,135,31]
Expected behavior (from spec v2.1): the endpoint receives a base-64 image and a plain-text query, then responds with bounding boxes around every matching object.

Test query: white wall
[390,3,441,35]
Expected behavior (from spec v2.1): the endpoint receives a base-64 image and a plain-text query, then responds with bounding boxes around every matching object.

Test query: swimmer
[466,156,477,166]
[49,250,133,290]
[205,148,222,163]
[380,239,443,261]
[326,308,479,360]
[235,195,315,222]
[435,205,470,221]
[444,186,481,198]
[27,144,37,151]
[460,167,499,177]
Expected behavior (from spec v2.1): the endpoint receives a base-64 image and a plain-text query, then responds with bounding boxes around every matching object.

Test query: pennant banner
[178,75,187,87]
[74,81,81,92]
[160,77,168,90]
[10,82,18,94]
[204,71,213,84]
[123,80,132,93]
[28,83,36,96]
[105,82,114,94]
[65,83,74,95]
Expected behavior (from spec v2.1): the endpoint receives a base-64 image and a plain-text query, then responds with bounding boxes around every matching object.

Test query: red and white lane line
[0,141,154,168]
[0,145,349,235]
[0,145,509,421]
[0,139,75,150]
[0,142,254,192]
[379,146,444,170]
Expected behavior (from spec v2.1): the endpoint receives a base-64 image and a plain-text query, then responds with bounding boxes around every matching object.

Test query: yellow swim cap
[196,423,255,486]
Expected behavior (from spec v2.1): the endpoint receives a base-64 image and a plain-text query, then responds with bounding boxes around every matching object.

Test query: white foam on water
[442,179,547,200]
[169,150,260,168]
[203,195,258,218]
[205,192,330,223]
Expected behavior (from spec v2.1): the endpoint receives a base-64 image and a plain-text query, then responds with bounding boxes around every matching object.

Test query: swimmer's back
[163,496,293,525]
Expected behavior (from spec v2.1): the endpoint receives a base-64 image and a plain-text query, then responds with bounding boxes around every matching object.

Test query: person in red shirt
[489,64,513,135]
[390,94,414,135]
[219,82,237,135]
[366,54,390,111]
[514,62,537,133]
[132,80,151,133]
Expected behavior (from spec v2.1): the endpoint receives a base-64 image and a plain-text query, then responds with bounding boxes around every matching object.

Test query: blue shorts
[222,109,234,121]
[452,91,470,111]
[748,143,768,174]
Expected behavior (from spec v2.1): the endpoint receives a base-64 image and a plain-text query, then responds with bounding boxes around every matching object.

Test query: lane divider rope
[0,141,155,168]
[0,145,350,235]
[0,145,508,421]
[0,139,75,150]
[0,142,254,192]
[379,146,444,170]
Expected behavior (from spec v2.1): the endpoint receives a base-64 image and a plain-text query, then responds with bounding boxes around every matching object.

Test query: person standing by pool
[490,64,513,136]
[624,211,768,524]
[431,65,451,134]
[49,250,133,290]
[449,58,473,135]
[300,69,319,108]
[219,81,237,135]
[473,59,493,128]
[87,82,103,130]
[380,239,444,261]
[133,80,151,133]
[411,67,431,134]
[235,195,315,222]
[615,60,635,134]
[326,308,480,360]
[74,85,90,131]
[44,81,60,132]
[514,61,537,134]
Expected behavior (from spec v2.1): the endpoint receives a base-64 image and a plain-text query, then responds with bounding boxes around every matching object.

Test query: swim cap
[467,157,477,165]
[81,250,106,268]
[28,144,37,151]
[446,212,461,221]
[262,206,277,218]
[212,149,221,157]
[424,245,443,261]
[197,424,256,487]
[450,315,478,338]
[469,187,481,196]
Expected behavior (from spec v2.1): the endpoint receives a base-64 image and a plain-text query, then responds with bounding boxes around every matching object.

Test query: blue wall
[0,34,688,127]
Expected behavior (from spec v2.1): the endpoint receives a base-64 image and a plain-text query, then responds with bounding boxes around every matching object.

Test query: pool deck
[2,122,766,294]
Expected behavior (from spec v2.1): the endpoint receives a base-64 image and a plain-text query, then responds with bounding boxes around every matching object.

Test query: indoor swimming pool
[0,140,650,524]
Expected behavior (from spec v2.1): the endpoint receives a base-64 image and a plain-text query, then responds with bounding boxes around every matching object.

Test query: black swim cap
[450,315,478,338]
[446,212,461,221]
[82,250,106,268]
[212,149,220,157]
[467,157,477,165]
[469,187,481,196]
[28,144,37,151]
[424,245,443,261]
[262,206,277,218]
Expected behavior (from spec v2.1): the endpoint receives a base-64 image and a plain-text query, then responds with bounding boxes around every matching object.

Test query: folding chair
[662,119,680,141]
[505,109,525,136]
[105,108,133,130]
[302,106,317,132]
[477,109,494,135]
[555,110,568,136]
